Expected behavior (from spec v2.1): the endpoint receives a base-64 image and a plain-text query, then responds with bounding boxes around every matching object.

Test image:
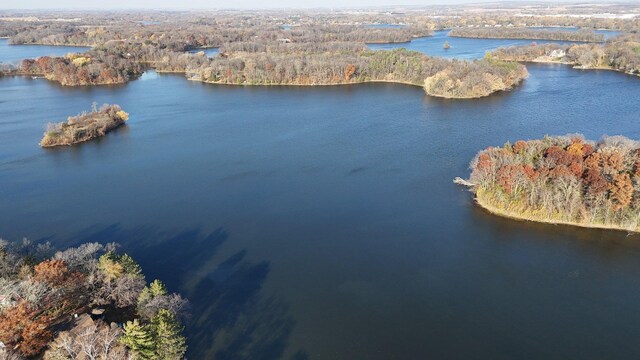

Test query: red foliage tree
[475,153,493,172]
[584,168,609,196]
[568,161,584,178]
[609,173,633,210]
[604,152,624,174]
[549,165,574,179]
[0,301,53,357]
[546,146,573,167]
[584,153,602,171]
[523,164,538,180]
[344,64,357,80]
[582,143,595,157]
[34,259,69,285]
[497,164,524,194]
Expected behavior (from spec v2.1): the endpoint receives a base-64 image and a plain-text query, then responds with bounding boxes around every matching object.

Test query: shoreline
[188,76,523,99]
[521,58,640,77]
[449,34,603,43]
[474,189,639,234]
[5,41,93,48]
[189,76,423,88]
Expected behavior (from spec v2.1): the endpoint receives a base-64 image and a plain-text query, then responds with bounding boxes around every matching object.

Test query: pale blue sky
[1,0,520,10]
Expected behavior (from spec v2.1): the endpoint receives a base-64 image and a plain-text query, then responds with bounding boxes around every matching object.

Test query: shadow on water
[468,199,640,255]
[47,224,308,360]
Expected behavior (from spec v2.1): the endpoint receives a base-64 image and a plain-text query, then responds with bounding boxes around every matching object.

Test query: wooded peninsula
[491,34,640,76]
[17,6,640,98]
[449,28,605,42]
[464,135,640,232]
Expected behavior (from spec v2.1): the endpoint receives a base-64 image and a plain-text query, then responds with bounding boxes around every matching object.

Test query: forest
[185,49,527,98]
[40,104,129,147]
[19,49,143,86]
[466,135,640,232]
[491,34,640,75]
[2,29,527,98]
[0,239,188,359]
[448,28,605,42]
[0,7,637,95]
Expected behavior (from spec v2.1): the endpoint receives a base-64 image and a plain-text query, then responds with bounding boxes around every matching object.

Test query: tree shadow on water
[61,224,307,360]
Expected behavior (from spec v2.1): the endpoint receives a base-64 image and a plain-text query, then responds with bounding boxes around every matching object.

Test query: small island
[40,104,129,147]
[460,135,640,232]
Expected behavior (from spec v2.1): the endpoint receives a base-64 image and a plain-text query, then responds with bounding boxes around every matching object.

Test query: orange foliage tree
[0,301,53,357]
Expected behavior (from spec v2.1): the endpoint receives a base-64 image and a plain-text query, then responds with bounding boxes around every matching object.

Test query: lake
[188,47,220,57]
[368,29,622,59]
[2,43,640,359]
[0,38,90,64]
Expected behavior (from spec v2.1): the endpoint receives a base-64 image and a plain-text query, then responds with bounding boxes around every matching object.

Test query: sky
[0,0,524,10]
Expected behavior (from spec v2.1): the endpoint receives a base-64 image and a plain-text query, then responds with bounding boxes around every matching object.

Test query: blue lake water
[188,47,220,57]
[0,38,90,64]
[1,38,640,359]
[368,29,622,59]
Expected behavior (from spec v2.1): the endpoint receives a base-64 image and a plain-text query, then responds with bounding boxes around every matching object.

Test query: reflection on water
[2,62,640,358]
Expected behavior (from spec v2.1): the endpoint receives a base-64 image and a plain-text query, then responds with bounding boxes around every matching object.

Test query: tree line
[448,27,605,42]
[2,36,528,98]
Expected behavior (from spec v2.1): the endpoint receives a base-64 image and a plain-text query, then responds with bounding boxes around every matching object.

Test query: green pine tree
[119,253,143,278]
[137,279,169,318]
[149,279,168,297]
[120,319,156,360]
[151,309,187,360]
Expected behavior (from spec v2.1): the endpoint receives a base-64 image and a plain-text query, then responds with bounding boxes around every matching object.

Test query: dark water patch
[1,63,640,358]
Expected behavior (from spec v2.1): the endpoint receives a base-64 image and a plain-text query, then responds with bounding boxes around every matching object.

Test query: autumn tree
[610,173,633,210]
[0,301,52,357]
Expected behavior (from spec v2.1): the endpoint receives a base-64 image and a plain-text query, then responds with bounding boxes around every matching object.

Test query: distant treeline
[4,21,431,51]
[448,27,605,42]
[2,38,527,98]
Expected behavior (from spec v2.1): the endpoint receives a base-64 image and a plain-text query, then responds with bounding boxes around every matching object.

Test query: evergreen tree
[151,309,187,360]
[120,319,156,360]
[137,279,169,318]
[119,253,143,278]
[149,279,168,297]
